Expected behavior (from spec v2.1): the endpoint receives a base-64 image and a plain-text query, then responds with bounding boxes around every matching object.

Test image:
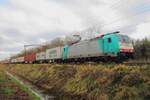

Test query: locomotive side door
[103,34,119,56]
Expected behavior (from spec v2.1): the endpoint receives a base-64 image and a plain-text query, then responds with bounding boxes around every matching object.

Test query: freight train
[2,32,134,64]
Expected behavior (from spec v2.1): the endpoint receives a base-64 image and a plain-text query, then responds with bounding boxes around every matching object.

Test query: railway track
[4,61,150,66]
[123,62,150,66]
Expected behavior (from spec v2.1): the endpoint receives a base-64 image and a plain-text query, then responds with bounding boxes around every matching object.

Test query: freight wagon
[46,47,63,63]
[11,56,24,63]
[11,58,17,63]
[0,59,10,64]
[16,57,24,63]
[36,51,46,63]
[24,52,36,63]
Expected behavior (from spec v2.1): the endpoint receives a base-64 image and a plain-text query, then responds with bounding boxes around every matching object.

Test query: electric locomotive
[62,31,134,62]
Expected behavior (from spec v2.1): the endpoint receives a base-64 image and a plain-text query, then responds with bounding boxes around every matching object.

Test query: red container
[24,52,36,63]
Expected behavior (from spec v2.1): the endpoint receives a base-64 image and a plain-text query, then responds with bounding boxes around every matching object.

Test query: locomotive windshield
[118,35,131,43]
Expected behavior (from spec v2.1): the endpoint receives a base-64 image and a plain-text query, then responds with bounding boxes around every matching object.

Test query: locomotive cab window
[108,38,112,43]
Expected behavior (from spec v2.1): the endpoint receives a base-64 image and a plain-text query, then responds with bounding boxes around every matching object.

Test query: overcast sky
[0,0,150,60]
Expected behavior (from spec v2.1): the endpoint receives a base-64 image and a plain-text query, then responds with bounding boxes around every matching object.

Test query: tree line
[133,38,150,60]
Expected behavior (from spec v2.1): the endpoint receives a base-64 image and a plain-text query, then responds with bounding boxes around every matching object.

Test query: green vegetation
[10,73,41,100]
[2,87,13,96]
[0,67,40,100]
[133,38,150,60]
[0,72,14,97]
[6,64,150,100]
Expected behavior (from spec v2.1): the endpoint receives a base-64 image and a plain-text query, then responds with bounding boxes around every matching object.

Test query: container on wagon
[46,47,63,60]
[11,58,17,63]
[24,52,36,63]
[16,56,24,63]
[36,51,46,61]
[1,59,10,64]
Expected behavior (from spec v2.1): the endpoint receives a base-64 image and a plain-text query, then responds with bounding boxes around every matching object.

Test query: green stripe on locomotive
[62,45,69,60]
[102,33,120,56]
[97,38,103,52]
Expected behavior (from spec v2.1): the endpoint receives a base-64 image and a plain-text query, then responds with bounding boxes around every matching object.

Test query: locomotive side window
[108,38,112,43]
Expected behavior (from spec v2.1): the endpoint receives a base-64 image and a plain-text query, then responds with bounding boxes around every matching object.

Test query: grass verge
[6,72,41,100]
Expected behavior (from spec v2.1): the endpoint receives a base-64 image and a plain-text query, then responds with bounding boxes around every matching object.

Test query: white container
[36,52,46,61]
[11,58,17,63]
[16,57,24,62]
[46,47,63,60]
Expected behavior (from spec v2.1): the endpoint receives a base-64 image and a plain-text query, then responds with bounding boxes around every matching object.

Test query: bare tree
[79,25,101,40]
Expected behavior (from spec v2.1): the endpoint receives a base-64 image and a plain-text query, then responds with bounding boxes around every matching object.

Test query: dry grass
[2,64,150,100]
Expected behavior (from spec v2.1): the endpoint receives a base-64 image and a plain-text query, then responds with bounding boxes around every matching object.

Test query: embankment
[3,64,150,100]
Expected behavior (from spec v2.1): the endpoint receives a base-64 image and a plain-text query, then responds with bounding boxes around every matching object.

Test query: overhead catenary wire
[84,0,150,32]
[81,1,150,39]
[99,6,150,29]
[107,0,125,9]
